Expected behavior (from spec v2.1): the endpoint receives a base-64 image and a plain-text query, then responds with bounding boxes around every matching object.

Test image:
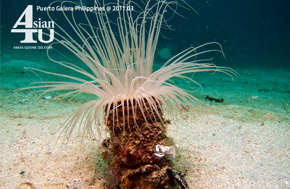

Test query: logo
[11,5,55,44]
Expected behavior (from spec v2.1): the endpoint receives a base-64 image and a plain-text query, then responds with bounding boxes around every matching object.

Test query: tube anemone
[16,0,236,188]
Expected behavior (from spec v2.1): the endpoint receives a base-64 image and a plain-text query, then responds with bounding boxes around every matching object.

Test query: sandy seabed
[0,60,290,188]
[1,96,289,189]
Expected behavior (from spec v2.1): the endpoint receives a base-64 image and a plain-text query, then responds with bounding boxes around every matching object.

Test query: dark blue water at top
[1,0,290,69]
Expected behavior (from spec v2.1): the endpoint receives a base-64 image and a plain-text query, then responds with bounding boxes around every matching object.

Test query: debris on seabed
[154,144,179,159]
[42,95,51,100]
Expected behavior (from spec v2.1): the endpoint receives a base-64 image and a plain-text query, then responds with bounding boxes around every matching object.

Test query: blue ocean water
[2,0,289,115]
[2,0,290,69]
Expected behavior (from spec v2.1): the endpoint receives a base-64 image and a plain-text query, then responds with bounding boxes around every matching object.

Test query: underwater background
[2,0,290,69]
[1,0,290,188]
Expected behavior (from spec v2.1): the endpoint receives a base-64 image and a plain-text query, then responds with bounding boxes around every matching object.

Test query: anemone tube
[17,0,235,188]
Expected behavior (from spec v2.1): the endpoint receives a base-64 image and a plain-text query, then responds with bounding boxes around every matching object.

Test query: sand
[0,60,290,188]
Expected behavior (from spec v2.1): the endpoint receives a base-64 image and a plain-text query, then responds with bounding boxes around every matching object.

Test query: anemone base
[101,100,179,188]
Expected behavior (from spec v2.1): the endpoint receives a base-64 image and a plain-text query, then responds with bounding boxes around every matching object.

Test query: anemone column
[102,98,176,188]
